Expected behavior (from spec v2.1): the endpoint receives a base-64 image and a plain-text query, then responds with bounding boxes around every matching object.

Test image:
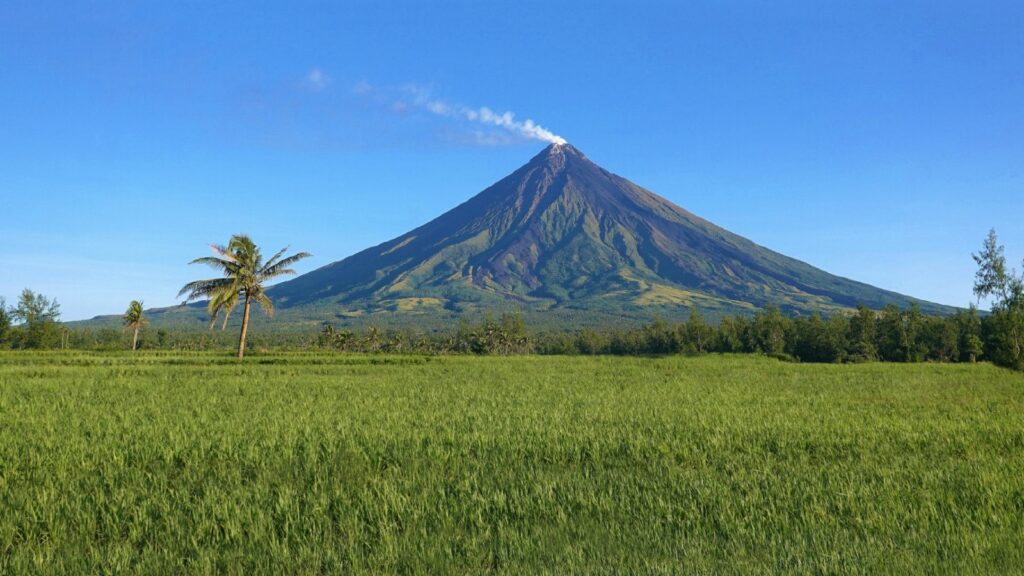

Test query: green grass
[1,352,1023,574]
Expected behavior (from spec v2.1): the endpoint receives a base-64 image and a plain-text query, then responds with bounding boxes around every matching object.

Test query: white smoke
[464,107,567,145]
[397,84,567,145]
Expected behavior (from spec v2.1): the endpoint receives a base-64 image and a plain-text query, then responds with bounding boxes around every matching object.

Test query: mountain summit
[267,143,951,325]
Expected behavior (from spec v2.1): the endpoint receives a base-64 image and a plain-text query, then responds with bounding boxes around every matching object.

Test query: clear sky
[1,1,1022,320]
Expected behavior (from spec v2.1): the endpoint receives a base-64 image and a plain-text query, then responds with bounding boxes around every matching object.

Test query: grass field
[1,352,1023,574]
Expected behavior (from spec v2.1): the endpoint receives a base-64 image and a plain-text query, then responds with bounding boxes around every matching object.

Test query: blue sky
[1,1,1022,320]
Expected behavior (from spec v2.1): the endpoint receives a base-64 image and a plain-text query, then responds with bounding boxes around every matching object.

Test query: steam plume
[464,107,567,145]
[369,83,567,145]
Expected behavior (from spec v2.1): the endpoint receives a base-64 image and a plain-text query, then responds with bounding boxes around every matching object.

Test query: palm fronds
[122,300,146,328]
[178,234,311,357]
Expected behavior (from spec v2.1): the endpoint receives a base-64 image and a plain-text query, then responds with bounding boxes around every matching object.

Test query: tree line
[1,230,1021,370]
[0,299,1016,370]
[533,304,986,363]
[307,304,992,365]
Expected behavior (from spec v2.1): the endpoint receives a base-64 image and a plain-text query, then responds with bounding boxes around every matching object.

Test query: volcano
[262,143,952,326]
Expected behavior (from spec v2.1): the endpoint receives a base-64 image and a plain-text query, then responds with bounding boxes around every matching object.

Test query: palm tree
[123,300,146,351]
[178,235,310,359]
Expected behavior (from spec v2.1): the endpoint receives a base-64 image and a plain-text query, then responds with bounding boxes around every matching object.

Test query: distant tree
[847,305,877,361]
[452,318,475,354]
[973,229,1011,303]
[922,316,959,362]
[685,304,713,354]
[955,305,983,363]
[643,317,678,354]
[825,315,850,363]
[11,289,62,349]
[13,289,61,325]
[577,327,606,354]
[498,311,531,354]
[751,306,788,355]
[610,328,645,356]
[335,329,355,351]
[364,326,382,353]
[793,314,843,363]
[715,316,744,352]
[876,304,904,362]
[0,297,10,346]
[539,332,576,355]
[383,329,406,354]
[972,229,1023,368]
[96,328,121,349]
[900,303,926,362]
[122,300,146,351]
[178,235,311,359]
[965,334,984,363]
[318,323,337,348]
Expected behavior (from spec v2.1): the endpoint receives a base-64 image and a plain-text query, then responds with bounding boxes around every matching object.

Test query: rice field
[1,352,1023,574]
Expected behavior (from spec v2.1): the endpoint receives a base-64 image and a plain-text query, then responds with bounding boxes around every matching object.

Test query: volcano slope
[88,144,953,331]
[253,143,952,328]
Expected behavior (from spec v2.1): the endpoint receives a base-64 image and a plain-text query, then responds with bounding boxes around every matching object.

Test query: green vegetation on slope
[2,352,1023,574]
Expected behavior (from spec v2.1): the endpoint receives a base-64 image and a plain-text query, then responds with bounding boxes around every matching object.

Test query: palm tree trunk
[238,294,251,359]
[132,325,139,351]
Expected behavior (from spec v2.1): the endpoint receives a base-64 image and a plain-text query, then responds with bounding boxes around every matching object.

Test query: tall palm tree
[178,234,311,359]
[123,300,146,351]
